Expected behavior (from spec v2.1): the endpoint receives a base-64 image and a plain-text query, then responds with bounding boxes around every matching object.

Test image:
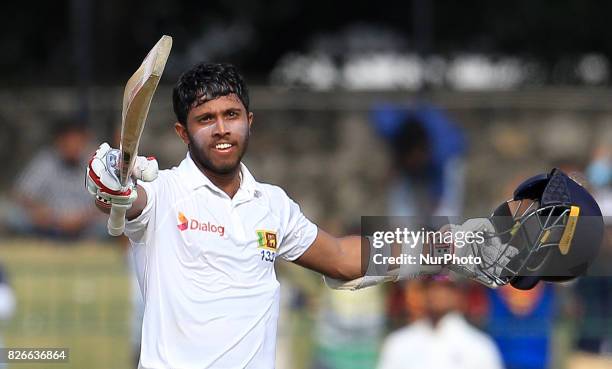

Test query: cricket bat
[107,35,173,236]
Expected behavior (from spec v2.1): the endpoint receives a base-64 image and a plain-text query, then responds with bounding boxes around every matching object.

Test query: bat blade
[108,35,172,236]
[119,35,172,186]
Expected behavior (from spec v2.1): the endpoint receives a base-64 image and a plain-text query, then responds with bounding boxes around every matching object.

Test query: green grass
[0,239,132,369]
[0,240,357,369]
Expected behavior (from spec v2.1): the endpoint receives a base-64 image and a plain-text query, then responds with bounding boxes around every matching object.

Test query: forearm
[324,234,443,290]
[293,230,366,281]
[325,234,432,280]
[296,227,437,287]
[334,236,366,280]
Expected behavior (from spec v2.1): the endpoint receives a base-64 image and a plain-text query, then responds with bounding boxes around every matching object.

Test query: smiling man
[84,63,518,369]
[87,63,373,369]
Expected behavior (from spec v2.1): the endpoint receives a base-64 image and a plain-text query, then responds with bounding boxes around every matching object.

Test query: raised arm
[85,143,158,227]
[92,184,148,220]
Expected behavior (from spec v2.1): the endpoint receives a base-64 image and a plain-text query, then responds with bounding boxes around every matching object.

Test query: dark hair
[172,62,250,125]
[392,117,430,157]
[52,118,88,138]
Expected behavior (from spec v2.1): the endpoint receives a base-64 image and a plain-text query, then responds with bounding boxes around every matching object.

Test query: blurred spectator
[370,104,466,217]
[377,278,503,369]
[0,263,16,369]
[572,151,612,359]
[372,104,467,329]
[586,147,611,189]
[486,284,555,369]
[312,286,385,369]
[6,120,102,239]
[387,279,427,329]
[123,237,145,368]
[481,173,558,369]
[575,275,612,355]
[311,222,385,369]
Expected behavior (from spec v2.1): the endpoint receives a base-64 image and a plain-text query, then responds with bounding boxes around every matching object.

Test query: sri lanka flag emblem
[256,230,277,251]
[177,212,189,231]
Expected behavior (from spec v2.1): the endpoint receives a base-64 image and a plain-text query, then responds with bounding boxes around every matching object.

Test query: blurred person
[371,104,466,217]
[565,138,612,368]
[312,224,385,369]
[0,263,16,369]
[393,278,428,326]
[312,286,385,369]
[85,63,498,369]
[385,278,429,331]
[485,284,555,369]
[484,174,557,369]
[573,177,612,358]
[121,236,145,368]
[402,279,427,322]
[377,278,504,369]
[7,120,101,239]
[586,144,611,190]
[372,106,467,329]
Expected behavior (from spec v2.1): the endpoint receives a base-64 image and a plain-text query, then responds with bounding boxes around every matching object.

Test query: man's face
[175,94,253,175]
[55,130,88,166]
[424,281,462,322]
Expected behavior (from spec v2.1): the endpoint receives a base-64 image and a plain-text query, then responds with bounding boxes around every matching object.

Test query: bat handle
[107,203,131,236]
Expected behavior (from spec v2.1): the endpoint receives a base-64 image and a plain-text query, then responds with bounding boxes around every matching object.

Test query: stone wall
[1,87,610,224]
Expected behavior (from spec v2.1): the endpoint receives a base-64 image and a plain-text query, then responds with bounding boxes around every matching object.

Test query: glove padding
[446,218,519,287]
[85,142,158,209]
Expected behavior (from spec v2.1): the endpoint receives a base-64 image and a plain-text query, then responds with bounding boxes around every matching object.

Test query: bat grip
[107,203,131,236]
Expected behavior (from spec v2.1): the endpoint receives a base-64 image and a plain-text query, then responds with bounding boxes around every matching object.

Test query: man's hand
[444,218,519,287]
[85,142,158,212]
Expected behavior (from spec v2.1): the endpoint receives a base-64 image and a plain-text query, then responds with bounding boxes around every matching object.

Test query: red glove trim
[88,159,132,196]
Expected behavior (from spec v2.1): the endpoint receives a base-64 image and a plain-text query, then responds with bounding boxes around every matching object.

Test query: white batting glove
[445,218,519,287]
[85,142,158,210]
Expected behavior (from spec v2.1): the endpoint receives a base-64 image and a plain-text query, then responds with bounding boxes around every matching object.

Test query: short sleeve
[277,194,318,261]
[124,180,157,242]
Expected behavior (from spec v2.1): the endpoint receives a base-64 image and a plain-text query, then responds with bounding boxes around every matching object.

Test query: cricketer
[85,63,603,369]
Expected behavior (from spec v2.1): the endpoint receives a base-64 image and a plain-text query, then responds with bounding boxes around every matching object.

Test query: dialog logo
[177,211,225,237]
[177,212,189,231]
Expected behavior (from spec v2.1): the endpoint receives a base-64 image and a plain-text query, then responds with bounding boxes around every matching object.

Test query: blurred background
[0,0,611,368]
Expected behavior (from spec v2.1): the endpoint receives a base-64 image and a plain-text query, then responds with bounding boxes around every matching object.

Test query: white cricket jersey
[125,153,318,369]
[377,313,504,369]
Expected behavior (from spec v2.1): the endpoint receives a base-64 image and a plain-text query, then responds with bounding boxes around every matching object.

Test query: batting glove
[85,142,158,210]
[444,218,519,287]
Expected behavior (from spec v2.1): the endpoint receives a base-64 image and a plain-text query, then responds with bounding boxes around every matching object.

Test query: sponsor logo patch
[177,211,225,237]
[177,212,189,231]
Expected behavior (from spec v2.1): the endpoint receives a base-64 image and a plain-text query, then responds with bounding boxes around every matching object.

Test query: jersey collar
[179,152,261,201]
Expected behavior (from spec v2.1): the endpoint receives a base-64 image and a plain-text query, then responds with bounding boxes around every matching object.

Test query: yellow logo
[559,206,580,255]
[257,230,277,251]
[177,212,189,231]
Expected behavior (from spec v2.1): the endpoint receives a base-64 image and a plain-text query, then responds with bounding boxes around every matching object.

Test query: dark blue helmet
[483,169,603,290]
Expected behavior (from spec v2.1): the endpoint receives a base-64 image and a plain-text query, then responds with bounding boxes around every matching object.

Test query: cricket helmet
[478,168,604,290]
